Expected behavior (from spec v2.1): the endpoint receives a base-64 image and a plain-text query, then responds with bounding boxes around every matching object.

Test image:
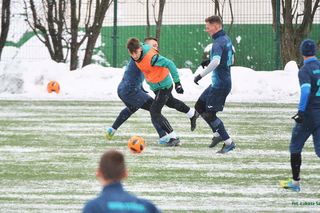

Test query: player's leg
[140,98,168,142]
[165,87,199,131]
[195,89,223,147]
[150,88,180,146]
[280,123,311,192]
[312,126,320,158]
[106,104,138,140]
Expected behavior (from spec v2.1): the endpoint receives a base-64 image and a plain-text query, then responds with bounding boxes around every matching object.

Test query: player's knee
[195,101,205,114]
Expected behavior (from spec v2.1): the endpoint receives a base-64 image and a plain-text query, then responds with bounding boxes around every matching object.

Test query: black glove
[291,111,304,123]
[175,82,184,94]
[141,85,148,93]
[194,74,202,85]
[200,59,210,68]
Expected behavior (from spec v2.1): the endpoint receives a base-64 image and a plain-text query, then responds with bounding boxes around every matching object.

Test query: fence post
[275,0,281,70]
[112,0,118,67]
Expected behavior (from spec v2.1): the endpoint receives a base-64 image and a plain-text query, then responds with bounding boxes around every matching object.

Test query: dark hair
[144,37,158,42]
[205,15,222,25]
[99,150,126,182]
[127,37,141,53]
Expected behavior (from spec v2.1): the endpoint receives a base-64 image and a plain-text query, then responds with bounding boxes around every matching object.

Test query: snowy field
[1,100,320,212]
[1,44,319,212]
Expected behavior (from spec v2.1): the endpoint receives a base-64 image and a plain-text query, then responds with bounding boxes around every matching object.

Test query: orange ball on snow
[47,80,60,94]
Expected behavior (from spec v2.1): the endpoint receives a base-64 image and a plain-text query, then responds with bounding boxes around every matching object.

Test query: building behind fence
[2,0,320,71]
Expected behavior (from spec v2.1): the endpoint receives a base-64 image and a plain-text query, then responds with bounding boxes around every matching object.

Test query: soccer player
[83,150,161,213]
[280,39,320,192]
[126,37,199,146]
[106,37,199,145]
[193,15,235,153]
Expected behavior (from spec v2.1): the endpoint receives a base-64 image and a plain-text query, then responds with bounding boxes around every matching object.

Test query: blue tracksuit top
[298,57,320,111]
[118,59,144,91]
[83,182,161,213]
[210,30,233,89]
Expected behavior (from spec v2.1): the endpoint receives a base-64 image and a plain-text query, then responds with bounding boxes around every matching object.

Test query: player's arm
[194,43,222,85]
[292,69,311,123]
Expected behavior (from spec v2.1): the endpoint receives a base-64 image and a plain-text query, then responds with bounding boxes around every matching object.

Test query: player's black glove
[175,82,184,94]
[200,59,210,68]
[194,74,202,85]
[141,85,148,93]
[291,111,304,123]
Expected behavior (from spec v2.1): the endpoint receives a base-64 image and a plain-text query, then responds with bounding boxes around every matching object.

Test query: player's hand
[175,82,184,94]
[291,111,304,123]
[200,59,210,68]
[194,74,202,85]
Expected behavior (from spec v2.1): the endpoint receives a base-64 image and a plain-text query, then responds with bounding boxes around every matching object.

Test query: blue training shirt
[83,182,161,213]
[118,59,144,92]
[210,30,233,89]
[298,57,320,111]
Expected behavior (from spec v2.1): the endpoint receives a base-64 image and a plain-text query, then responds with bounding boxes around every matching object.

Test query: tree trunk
[82,0,111,67]
[82,27,99,67]
[70,0,79,70]
[146,0,150,37]
[47,0,64,62]
[0,0,11,60]
[155,0,166,48]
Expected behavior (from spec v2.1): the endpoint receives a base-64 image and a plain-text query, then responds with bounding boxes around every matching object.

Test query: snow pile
[0,58,300,103]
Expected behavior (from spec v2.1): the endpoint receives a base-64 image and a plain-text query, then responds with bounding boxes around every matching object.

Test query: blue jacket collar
[212,30,226,40]
[304,57,318,65]
[102,182,124,192]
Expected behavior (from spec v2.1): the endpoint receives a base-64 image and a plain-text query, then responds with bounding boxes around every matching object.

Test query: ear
[96,168,102,178]
[123,169,129,180]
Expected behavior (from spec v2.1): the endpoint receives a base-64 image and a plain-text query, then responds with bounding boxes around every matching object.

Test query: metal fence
[1,0,320,71]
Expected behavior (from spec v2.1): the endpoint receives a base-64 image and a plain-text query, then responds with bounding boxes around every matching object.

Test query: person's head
[300,39,317,58]
[96,150,128,186]
[127,37,143,61]
[144,37,159,49]
[205,15,223,37]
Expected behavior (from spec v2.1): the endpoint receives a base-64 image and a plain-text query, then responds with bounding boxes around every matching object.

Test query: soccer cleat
[280,179,300,192]
[159,136,170,145]
[190,111,200,131]
[105,127,115,140]
[217,141,236,154]
[166,138,181,147]
[208,136,223,148]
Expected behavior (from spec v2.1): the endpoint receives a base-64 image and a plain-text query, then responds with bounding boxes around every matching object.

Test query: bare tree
[146,0,151,37]
[82,0,112,67]
[24,0,67,62]
[272,0,320,65]
[152,0,166,48]
[0,0,11,60]
[212,0,234,34]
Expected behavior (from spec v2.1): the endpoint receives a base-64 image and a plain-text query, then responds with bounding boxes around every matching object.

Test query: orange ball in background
[47,80,60,94]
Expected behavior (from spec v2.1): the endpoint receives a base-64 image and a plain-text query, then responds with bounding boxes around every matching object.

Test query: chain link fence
[1,0,320,71]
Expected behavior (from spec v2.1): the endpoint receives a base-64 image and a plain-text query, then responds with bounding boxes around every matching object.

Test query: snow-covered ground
[0,56,300,103]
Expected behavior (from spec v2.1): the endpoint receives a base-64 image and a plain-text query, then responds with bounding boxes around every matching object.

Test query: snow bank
[0,58,300,103]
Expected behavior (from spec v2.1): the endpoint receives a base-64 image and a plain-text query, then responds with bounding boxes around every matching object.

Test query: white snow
[0,59,300,103]
[0,38,300,103]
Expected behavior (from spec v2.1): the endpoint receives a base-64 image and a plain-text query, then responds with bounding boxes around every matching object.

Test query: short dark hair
[99,150,126,182]
[205,15,222,25]
[144,37,158,42]
[127,37,141,53]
